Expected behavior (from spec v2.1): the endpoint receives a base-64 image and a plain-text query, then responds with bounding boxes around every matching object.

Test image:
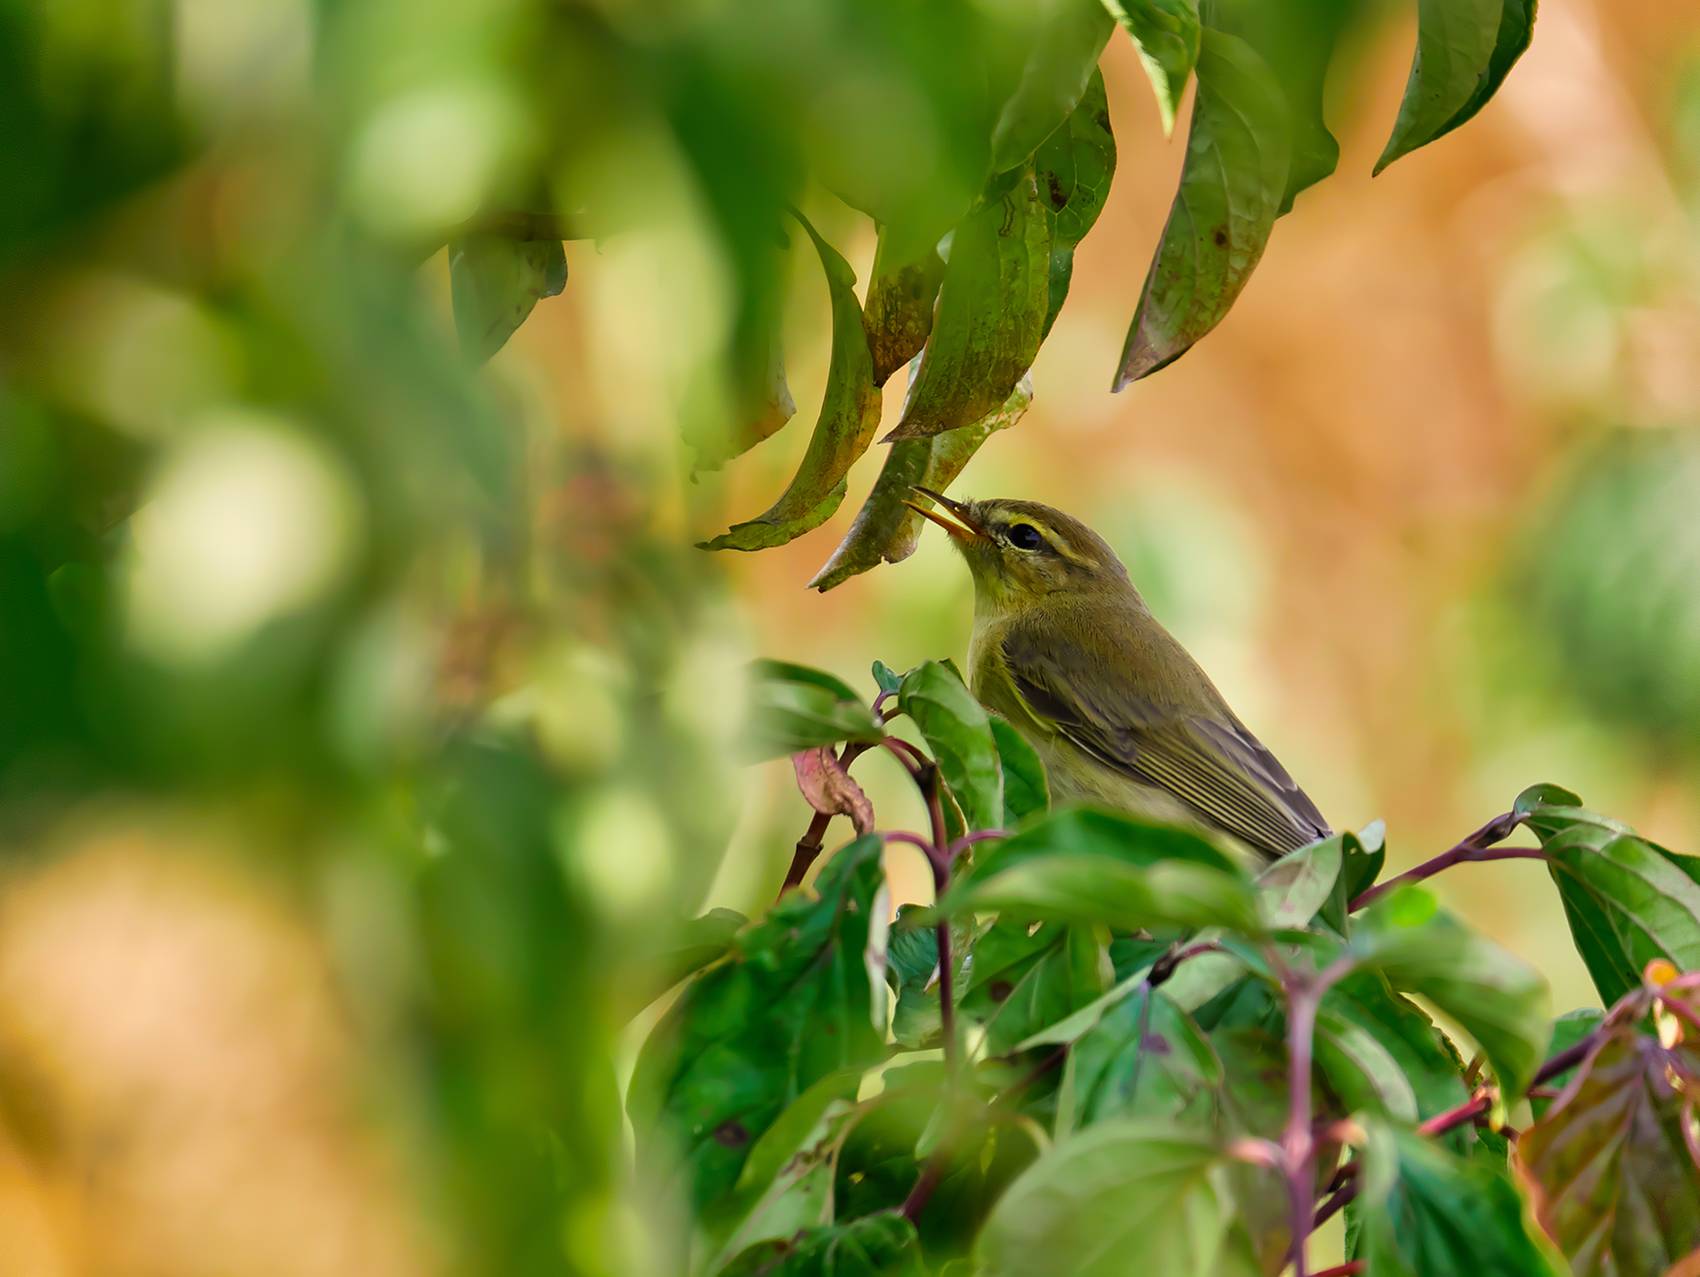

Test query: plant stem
[916,763,958,1078]
[1349,811,1535,911]
[1312,1264,1364,1277]
[1281,957,1355,1277]
[901,1146,950,1223]
[782,811,832,892]
[1417,1089,1492,1137]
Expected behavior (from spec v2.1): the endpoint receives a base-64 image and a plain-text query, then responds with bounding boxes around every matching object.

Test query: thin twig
[1417,1089,1492,1137]
[947,829,1008,864]
[1281,956,1355,1277]
[992,1044,1070,1107]
[1312,1264,1365,1277]
[1349,811,1534,911]
[900,1147,950,1223]
[781,811,832,894]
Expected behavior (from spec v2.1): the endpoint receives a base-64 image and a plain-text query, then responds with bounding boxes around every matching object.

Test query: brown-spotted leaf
[700,215,882,551]
[1036,69,1116,338]
[884,167,1049,442]
[1114,29,1290,389]
[1374,0,1505,175]
[863,234,945,388]
[1516,1026,1700,1277]
[791,746,874,835]
[809,374,1032,592]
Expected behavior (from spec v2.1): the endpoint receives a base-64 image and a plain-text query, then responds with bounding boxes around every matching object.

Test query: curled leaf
[1102,0,1201,136]
[864,240,946,388]
[809,375,1033,592]
[448,232,567,363]
[990,0,1115,174]
[1035,69,1117,337]
[791,746,875,835]
[700,215,881,551]
[1114,29,1290,389]
[687,324,797,473]
[885,169,1050,442]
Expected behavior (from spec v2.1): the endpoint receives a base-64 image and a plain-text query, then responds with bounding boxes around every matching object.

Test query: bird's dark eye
[1008,523,1044,551]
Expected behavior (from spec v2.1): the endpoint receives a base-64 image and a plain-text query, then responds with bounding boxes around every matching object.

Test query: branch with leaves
[624,655,1700,1276]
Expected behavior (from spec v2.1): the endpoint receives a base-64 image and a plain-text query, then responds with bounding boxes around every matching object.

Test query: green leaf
[1034,70,1117,337]
[628,836,887,1210]
[721,1211,928,1277]
[991,0,1115,174]
[1204,0,1358,213]
[969,806,1242,884]
[991,716,1050,827]
[810,377,1032,592]
[1435,0,1538,140]
[887,906,951,1049]
[886,168,1051,441]
[1373,0,1505,175]
[1517,796,1700,1006]
[975,1119,1263,1277]
[1515,781,1585,818]
[872,661,905,695]
[1351,887,1550,1098]
[864,237,946,388]
[1114,29,1291,388]
[944,853,1264,936]
[1072,988,1223,1126]
[701,214,882,551]
[1327,820,1386,930]
[448,232,567,363]
[1313,1006,1418,1123]
[627,907,749,1011]
[1255,833,1342,930]
[688,321,798,475]
[748,661,884,760]
[1350,1117,1567,1276]
[1516,1027,1700,1277]
[1323,971,1470,1127]
[898,660,1004,831]
[960,918,1108,1059]
[1530,1007,1603,1120]
[1102,0,1202,136]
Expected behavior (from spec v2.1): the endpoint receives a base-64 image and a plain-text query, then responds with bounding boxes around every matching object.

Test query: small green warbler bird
[907,488,1330,862]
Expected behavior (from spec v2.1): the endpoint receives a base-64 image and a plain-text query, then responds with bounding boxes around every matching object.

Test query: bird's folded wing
[1001,630,1331,859]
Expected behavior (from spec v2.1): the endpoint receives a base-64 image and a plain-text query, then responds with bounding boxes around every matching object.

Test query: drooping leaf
[721,1211,929,1277]
[944,853,1264,937]
[701,215,882,551]
[1102,0,1202,136]
[1255,833,1342,930]
[975,1119,1263,1277]
[991,715,1050,826]
[1517,792,1700,1006]
[959,917,1108,1059]
[1351,887,1550,1098]
[863,238,946,388]
[886,168,1050,441]
[1034,70,1117,337]
[1114,29,1291,388]
[898,660,1003,831]
[1516,1027,1700,1277]
[810,376,1032,592]
[1373,0,1505,175]
[991,0,1116,174]
[792,746,875,835]
[1204,0,1358,213]
[448,232,567,363]
[689,321,799,473]
[1433,0,1538,140]
[628,836,887,1210]
[748,661,884,760]
[1349,1118,1567,1276]
[968,805,1243,884]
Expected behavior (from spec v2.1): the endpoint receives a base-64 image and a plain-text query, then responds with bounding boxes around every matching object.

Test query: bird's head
[905,489,1135,613]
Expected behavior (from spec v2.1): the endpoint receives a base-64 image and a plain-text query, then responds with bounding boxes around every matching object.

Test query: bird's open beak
[903,486,989,542]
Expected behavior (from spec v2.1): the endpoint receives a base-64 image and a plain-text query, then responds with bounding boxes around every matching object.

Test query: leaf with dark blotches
[1103,0,1201,136]
[700,214,881,551]
[791,746,874,835]
[990,0,1115,174]
[1374,0,1505,175]
[1114,30,1290,389]
[627,836,887,1212]
[809,375,1032,592]
[448,232,566,363]
[864,234,946,388]
[1515,1027,1700,1276]
[1035,70,1117,337]
[885,168,1050,442]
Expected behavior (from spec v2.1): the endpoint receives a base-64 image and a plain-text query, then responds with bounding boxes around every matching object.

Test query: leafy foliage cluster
[631,658,1700,1276]
[452,0,1536,585]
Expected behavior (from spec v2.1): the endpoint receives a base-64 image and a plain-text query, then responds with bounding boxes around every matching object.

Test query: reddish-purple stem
[947,829,1008,864]
[1282,956,1356,1277]
[1350,811,1536,912]
[1312,1264,1365,1277]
